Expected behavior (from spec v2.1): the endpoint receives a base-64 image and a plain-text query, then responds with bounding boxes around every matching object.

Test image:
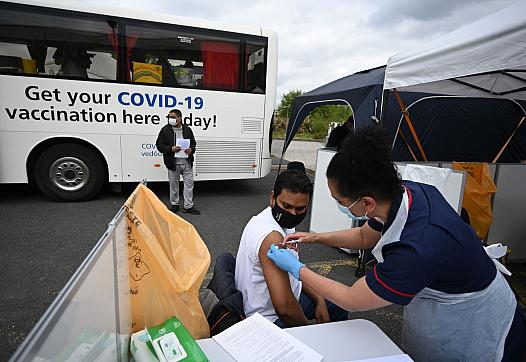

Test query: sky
[67,0,514,103]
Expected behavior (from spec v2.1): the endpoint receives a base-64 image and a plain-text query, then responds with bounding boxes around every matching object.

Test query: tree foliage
[277,89,303,120]
[308,105,352,138]
[275,89,352,139]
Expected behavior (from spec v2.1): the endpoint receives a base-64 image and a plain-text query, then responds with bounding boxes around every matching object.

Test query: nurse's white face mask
[337,198,369,221]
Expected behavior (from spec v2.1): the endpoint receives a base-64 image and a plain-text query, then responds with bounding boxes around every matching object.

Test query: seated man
[235,169,347,327]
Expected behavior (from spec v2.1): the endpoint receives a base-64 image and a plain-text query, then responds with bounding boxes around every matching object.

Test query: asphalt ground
[2,167,525,360]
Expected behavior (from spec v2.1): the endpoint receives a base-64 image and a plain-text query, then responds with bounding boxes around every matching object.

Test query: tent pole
[492,115,525,163]
[393,88,428,161]
[379,89,389,127]
[397,129,418,162]
[277,153,284,174]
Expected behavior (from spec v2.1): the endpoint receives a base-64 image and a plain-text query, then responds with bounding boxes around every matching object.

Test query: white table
[197,319,404,361]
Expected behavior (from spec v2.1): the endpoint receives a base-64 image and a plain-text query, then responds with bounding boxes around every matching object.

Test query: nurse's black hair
[273,170,313,198]
[326,126,401,201]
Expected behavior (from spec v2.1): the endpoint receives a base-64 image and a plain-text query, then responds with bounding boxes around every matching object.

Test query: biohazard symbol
[129,252,150,281]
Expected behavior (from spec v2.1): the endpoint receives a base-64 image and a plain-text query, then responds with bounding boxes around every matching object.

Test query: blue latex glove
[267,244,305,280]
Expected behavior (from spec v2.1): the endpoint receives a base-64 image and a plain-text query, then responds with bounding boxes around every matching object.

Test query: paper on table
[212,313,323,362]
[342,354,413,362]
[175,138,190,158]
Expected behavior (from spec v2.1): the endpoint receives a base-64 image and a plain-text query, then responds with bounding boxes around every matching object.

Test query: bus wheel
[35,144,105,201]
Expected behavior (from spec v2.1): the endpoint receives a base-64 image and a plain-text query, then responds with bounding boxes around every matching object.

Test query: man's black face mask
[271,201,307,229]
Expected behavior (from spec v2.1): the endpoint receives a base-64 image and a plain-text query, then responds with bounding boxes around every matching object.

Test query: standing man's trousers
[167,162,194,209]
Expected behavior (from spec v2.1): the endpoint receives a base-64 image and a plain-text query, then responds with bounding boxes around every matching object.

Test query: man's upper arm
[258,231,299,310]
[188,128,196,151]
[156,131,168,153]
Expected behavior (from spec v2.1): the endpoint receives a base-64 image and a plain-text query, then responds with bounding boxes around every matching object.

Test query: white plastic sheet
[384,1,526,100]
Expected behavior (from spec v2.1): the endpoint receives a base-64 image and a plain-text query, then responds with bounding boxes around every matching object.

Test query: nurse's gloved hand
[267,244,305,280]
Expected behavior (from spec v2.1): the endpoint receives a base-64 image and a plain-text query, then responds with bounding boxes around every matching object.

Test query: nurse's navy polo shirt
[365,180,497,306]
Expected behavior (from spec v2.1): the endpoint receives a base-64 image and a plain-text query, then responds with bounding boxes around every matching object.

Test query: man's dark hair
[286,161,306,174]
[273,170,313,198]
[326,126,401,201]
[169,109,182,117]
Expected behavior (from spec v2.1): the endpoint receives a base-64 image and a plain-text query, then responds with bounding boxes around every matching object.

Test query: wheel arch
[26,137,109,184]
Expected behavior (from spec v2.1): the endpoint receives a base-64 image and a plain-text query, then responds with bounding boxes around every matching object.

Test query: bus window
[125,24,241,91]
[245,43,266,93]
[0,7,116,81]
[200,40,240,90]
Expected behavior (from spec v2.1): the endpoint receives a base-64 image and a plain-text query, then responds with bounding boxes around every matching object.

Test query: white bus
[0,0,277,201]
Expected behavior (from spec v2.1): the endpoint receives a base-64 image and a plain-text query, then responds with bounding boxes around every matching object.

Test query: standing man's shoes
[183,207,200,215]
[169,205,179,213]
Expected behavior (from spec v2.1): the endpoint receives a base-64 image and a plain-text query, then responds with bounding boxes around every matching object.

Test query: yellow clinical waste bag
[452,162,497,240]
[124,184,211,339]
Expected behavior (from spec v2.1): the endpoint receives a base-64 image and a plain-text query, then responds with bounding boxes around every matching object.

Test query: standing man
[156,109,200,215]
[326,115,353,151]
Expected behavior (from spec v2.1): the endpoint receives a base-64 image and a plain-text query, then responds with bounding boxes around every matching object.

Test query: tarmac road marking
[306,259,358,277]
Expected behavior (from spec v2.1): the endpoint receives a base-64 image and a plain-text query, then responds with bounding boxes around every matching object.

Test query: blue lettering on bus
[118,92,130,105]
[165,95,177,108]
[145,94,157,107]
[131,93,144,106]
[117,92,201,109]
[140,143,162,157]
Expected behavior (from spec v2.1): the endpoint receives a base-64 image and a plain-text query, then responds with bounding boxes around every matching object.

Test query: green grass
[272,130,325,141]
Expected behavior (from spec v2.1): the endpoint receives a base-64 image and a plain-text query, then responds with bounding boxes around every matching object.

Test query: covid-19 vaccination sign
[0,76,265,182]
[0,77,263,136]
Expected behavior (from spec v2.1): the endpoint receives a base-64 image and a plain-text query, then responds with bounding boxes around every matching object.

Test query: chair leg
[355,249,367,278]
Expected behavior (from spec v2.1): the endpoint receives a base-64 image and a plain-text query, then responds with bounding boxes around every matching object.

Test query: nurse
[267,126,526,361]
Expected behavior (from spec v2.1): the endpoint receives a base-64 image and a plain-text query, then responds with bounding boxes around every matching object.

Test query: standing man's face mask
[337,198,369,221]
[168,117,177,126]
[271,202,307,229]
[167,114,182,127]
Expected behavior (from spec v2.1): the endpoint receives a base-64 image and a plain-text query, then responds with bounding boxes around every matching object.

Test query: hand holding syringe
[281,238,302,251]
[281,232,318,251]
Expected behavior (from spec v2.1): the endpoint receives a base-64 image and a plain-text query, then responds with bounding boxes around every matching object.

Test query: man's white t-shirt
[235,206,302,322]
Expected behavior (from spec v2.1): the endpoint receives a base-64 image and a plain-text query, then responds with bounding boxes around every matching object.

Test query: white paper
[174,138,190,158]
[342,354,413,362]
[212,313,323,362]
